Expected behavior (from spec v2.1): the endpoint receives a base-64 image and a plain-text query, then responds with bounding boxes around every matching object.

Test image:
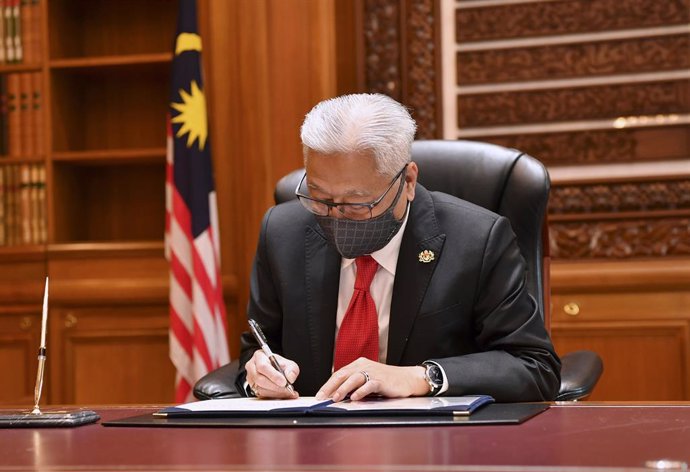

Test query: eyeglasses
[295,165,407,220]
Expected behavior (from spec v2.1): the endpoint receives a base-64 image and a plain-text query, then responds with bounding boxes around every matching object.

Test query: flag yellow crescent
[175,33,202,55]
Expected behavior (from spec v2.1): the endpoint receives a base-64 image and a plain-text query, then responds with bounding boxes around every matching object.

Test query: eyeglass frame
[294,164,408,220]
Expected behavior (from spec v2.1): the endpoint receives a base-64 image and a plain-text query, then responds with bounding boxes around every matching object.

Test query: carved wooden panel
[550,217,690,259]
[484,125,690,166]
[458,35,690,85]
[404,0,439,139]
[457,0,690,42]
[458,80,689,127]
[362,0,441,138]
[549,180,690,214]
[363,0,402,100]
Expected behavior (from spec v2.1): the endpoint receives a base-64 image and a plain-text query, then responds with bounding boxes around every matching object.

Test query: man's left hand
[315,358,430,402]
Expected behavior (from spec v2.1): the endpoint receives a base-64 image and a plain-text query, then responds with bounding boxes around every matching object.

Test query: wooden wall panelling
[46,243,171,404]
[0,251,46,405]
[197,0,242,358]
[551,258,690,400]
[0,250,46,303]
[50,305,174,404]
[553,321,689,400]
[199,0,340,357]
[0,307,41,405]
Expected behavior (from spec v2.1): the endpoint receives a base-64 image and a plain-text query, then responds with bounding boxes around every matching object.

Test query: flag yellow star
[171,80,208,150]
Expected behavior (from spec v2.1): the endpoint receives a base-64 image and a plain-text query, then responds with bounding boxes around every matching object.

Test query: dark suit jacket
[237,184,561,402]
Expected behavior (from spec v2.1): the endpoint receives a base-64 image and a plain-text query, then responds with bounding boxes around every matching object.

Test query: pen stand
[0,409,100,428]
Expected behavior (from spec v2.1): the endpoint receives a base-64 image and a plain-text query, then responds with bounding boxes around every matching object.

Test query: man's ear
[405,161,418,201]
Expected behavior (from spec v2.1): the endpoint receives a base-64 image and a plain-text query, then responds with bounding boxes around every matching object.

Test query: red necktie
[333,255,379,371]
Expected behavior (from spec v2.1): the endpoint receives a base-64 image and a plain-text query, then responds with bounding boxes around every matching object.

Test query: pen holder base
[0,408,100,428]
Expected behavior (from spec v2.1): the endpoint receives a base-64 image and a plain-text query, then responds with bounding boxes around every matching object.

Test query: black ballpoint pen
[248,319,295,395]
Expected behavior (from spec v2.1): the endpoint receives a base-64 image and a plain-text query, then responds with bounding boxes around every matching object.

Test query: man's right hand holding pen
[246,319,299,398]
[245,349,300,399]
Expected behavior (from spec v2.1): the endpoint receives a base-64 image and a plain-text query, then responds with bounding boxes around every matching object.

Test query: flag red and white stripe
[165,0,229,403]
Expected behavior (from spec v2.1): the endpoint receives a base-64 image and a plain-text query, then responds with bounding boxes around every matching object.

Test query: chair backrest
[275,140,551,323]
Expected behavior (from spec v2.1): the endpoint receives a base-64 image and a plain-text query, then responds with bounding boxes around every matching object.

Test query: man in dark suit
[237,93,560,402]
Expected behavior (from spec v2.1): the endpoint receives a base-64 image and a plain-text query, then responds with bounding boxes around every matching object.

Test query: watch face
[426,364,443,386]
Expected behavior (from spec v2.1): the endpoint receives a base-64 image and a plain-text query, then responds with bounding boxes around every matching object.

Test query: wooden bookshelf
[0,155,44,163]
[0,0,177,405]
[52,148,166,164]
[50,53,172,69]
[0,63,42,73]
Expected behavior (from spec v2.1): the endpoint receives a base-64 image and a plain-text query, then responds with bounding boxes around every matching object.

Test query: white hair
[300,93,417,177]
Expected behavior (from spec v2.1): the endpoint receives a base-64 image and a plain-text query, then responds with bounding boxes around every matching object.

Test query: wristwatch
[421,362,443,396]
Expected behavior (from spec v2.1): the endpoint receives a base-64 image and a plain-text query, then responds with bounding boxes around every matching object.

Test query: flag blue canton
[170,0,213,239]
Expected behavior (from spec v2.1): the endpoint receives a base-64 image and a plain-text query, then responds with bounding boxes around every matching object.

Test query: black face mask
[315,179,407,259]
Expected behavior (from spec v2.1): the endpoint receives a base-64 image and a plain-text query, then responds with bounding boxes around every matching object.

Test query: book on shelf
[6,72,18,156]
[11,0,20,63]
[19,0,28,63]
[18,72,31,155]
[0,74,6,156]
[4,163,13,244]
[0,166,4,245]
[0,1,4,65]
[0,71,41,157]
[0,162,44,246]
[37,162,44,242]
[155,395,495,418]
[3,0,14,64]
[28,162,36,242]
[18,162,28,242]
[31,67,41,155]
[0,0,39,65]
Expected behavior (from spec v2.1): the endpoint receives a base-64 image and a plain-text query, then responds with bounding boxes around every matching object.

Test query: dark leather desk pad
[103,402,548,428]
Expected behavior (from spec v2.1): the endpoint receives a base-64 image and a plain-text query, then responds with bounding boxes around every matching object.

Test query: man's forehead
[306,175,375,198]
[305,151,384,193]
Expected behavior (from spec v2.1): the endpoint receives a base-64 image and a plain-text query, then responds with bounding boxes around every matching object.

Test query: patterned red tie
[333,255,379,371]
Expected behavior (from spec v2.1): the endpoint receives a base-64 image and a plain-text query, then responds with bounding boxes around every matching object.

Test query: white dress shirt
[335,209,409,365]
[334,205,449,394]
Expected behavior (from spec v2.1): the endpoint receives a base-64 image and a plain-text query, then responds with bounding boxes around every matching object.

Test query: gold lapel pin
[418,250,435,263]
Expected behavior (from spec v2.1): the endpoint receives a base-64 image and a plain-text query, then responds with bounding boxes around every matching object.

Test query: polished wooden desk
[1,403,689,471]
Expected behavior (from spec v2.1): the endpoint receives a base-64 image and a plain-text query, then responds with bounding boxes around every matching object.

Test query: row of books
[0,72,43,157]
[0,163,46,246]
[0,0,41,65]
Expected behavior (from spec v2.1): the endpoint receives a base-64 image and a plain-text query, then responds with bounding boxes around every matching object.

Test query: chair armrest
[192,359,241,400]
[556,350,603,401]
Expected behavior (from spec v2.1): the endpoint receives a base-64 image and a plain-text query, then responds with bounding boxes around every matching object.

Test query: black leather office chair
[194,140,602,401]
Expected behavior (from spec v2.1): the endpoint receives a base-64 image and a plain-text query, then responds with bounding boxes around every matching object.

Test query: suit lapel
[387,186,445,365]
[304,224,340,384]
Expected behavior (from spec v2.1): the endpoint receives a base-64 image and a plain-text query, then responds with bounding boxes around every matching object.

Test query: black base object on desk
[103,403,548,428]
[0,409,100,428]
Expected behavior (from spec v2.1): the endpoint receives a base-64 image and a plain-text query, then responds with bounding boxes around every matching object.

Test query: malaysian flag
[165,0,229,402]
